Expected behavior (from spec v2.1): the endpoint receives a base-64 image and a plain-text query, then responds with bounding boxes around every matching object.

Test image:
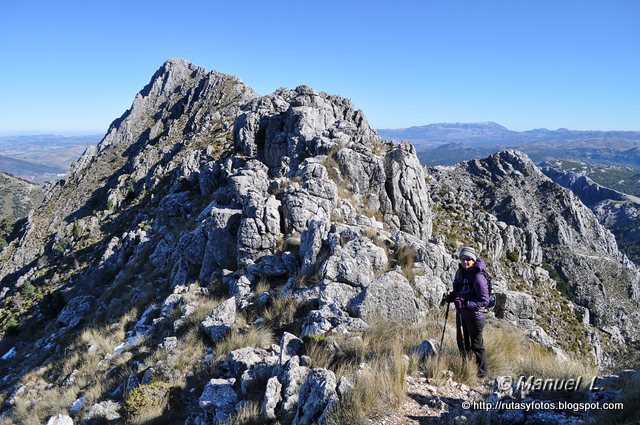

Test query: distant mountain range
[377,122,640,168]
[378,121,640,148]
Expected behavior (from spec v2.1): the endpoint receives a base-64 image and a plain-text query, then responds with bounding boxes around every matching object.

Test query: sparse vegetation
[389,244,416,282]
[124,380,172,421]
[214,325,275,362]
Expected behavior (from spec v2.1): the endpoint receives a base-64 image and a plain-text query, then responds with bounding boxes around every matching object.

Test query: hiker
[444,246,489,378]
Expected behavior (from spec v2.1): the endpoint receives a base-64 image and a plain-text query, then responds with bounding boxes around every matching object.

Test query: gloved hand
[444,292,456,303]
[454,297,464,310]
[439,293,447,307]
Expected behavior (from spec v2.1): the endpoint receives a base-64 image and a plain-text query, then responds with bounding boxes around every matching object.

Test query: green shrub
[20,282,35,299]
[506,250,520,262]
[3,317,20,336]
[541,262,571,296]
[124,381,172,419]
[72,221,81,239]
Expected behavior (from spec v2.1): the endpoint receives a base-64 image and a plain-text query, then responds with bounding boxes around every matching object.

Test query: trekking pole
[439,301,450,351]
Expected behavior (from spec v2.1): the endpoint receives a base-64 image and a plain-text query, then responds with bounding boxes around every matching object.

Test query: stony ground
[370,372,494,424]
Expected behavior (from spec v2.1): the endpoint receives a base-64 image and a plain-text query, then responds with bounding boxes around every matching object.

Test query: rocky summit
[0,58,638,424]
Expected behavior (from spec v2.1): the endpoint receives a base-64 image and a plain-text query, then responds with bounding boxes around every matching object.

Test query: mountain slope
[0,59,638,424]
[540,162,640,264]
[0,172,43,220]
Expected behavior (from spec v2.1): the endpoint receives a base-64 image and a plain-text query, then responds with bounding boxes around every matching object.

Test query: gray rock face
[283,162,338,235]
[279,332,304,365]
[156,192,195,229]
[541,163,640,264]
[234,85,377,174]
[495,290,536,321]
[199,378,238,423]
[320,231,388,288]
[293,368,338,425]
[384,142,432,240]
[56,296,96,328]
[349,270,423,323]
[201,297,236,343]
[262,376,283,420]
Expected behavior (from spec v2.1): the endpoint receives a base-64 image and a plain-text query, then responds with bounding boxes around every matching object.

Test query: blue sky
[0,0,638,134]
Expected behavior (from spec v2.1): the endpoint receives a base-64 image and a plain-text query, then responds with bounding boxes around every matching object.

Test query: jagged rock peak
[91,58,257,154]
[464,149,546,181]
[234,84,378,175]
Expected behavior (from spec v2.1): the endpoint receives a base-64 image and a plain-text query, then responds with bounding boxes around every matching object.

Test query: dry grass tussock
[229,401,263,425]
[308,314,598,424]
[310,319,419,425]
[174,295,223,331]
[214,325,275,361]
[484,319,597,383]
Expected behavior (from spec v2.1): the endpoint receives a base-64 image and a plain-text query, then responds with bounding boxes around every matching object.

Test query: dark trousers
[456,313,488,377]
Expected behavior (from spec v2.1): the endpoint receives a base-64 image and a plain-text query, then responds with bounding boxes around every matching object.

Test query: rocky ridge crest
[0,59,638,424]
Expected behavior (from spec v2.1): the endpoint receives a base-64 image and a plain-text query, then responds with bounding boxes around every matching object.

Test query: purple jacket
[452,258,490,319]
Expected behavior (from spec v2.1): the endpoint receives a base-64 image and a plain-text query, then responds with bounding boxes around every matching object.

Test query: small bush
[506,250,520,262]
[327,349,408,425]
[124,381,172,420]
[20,282,36,299]
[3,317,20,336]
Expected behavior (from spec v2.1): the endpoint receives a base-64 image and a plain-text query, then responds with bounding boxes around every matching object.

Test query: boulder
[300,219,329,275]
[201,298,236,343]
[84,400,121,422]
[56,296,96,328]
[384,142,432,240]
[199,206,242,278]
[223,347,267,378]
[279,332,305,365]
[302,303,368,337]
[278,356,310,415]
[198,378,238,423]
[293,368,338,425]
[262,376,283,420]
[320,237,387,287]
[349,270,423,323]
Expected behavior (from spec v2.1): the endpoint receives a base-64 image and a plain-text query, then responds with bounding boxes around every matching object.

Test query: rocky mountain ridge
[540,162,640,264]
[0,58,638,424]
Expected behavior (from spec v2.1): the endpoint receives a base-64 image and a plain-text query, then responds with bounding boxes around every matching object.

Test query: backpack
[476,271,496,311]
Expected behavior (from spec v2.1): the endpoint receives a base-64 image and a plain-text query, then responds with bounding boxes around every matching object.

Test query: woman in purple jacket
[445,246,490,378]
